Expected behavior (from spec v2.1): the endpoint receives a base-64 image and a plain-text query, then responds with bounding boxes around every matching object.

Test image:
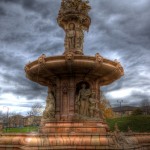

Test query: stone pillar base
[39,121,109,134]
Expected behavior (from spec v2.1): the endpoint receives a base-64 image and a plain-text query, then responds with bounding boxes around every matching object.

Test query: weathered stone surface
[0,133,150,149]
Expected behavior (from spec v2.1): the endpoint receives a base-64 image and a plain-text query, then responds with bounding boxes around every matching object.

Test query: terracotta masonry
[40,122,109,133]
[0,132,150,149]
[0,0,150,149]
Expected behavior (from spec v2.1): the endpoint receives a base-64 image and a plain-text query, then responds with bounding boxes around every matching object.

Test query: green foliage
[131,108,143,116]
[3,126,38,133]
[106,115,150,132]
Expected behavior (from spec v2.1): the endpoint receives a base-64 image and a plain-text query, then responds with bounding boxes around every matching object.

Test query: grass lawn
[3,126,39,133]
[2,116,150,133]
[106,115,150,132]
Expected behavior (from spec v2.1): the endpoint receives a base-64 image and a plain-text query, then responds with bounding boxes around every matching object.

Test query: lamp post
[3,106,9,131]
[117,100,123,117]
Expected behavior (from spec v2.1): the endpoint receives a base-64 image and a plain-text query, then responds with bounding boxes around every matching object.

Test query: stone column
[55,78,61,120]
[61,80,69,121]
[68,77,75,120]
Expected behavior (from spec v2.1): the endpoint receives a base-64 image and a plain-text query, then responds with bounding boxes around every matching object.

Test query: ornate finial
[38,54,46,64]
[57,0,91,55]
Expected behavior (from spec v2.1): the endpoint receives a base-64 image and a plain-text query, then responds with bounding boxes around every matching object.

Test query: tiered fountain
[25,0,123,132]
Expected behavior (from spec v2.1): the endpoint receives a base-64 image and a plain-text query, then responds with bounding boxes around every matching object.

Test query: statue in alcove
[77,83,91,116]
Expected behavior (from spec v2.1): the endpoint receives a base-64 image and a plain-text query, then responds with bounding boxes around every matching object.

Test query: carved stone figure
[76,30,84,50]
[77,84,91,116]
[89,93,97,117]
[89,92,103,119]
[43,90,55,120]
[66,23,76,49]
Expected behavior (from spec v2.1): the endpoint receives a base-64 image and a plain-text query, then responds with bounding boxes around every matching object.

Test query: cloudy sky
[0,0,150,115]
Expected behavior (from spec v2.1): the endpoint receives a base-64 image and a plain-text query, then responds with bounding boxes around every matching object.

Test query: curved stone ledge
[0,132,150,149]
[25,54,124,86]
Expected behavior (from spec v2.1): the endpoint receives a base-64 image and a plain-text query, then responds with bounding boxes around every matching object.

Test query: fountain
[0,0,150,149]
[25,0,123,135]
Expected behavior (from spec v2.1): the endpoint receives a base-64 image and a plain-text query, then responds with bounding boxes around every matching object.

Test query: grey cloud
[23,0,61,18]
[0,6,6,16]
[1,71,47,100]
[0,52,24,70]
[2,32,35,43]
[0,0,150,114]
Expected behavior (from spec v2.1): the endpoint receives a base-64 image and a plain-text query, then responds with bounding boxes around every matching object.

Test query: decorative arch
[76,81,90,95]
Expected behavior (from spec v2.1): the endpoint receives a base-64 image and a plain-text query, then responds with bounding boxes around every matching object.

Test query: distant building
[113,106,139,117]
[9,115,24,128]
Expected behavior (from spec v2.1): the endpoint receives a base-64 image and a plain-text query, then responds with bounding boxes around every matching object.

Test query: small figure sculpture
[77,84,91,116]
[66,23,76,49]
[113,123,130,148]
[43,90,55,120]
[76,30,84,50]
[89,93,100,118]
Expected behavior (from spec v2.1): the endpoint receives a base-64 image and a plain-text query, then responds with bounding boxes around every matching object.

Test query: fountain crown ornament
[57,0,91,55]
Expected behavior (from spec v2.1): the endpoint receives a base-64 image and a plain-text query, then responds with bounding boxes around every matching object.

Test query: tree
[99,91,114,119]
[132,108,143,116]
[0,110,8,129]
[27,103,43,126]
[8,112,23,128]
[141,99,150,115]
[0,111,4,119]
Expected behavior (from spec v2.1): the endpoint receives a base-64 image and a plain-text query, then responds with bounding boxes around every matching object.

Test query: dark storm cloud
[0,51,23,69]
[35,39,63,54]
[22,0,60,18]
[0,0,61,18]
[0,0,150,114]
[1,70,47,100]
[2,32,35,43]
[88,0,150,53]
[0,6,6,16]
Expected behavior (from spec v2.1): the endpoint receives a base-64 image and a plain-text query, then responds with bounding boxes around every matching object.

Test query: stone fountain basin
[25,54,124,86]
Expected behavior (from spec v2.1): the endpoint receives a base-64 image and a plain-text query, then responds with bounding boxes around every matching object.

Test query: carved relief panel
[64,22,84,55]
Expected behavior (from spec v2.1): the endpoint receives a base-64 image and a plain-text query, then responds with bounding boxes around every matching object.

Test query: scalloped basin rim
[27,55,118,68]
